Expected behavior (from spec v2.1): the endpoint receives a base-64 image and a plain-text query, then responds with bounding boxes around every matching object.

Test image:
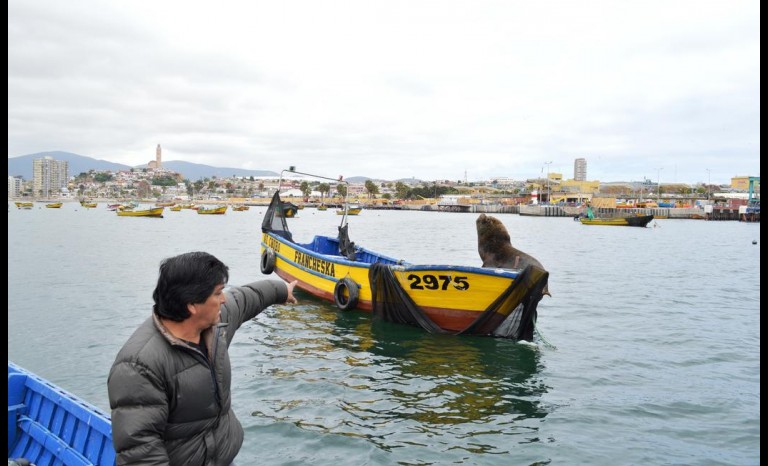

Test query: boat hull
[197,206,228,215]
[116,207,165,217]
[261,231,546,337]
[336,207,362,215]
[8,362,115,465]
[579,214,654,227]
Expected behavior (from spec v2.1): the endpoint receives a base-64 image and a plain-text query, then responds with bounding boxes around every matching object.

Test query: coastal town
[8,149,760,222]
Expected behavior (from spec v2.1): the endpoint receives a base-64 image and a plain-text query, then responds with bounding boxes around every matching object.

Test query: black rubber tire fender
[260,248,276,275]
[333,277,359,311]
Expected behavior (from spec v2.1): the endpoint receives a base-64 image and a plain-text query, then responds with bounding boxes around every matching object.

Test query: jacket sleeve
[221,279,288,335]
[108,360,171,465]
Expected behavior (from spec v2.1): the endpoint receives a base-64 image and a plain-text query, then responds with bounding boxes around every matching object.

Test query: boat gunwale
[263,231,523,280]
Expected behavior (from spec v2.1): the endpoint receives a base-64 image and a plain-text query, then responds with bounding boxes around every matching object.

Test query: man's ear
[187,303,198,316]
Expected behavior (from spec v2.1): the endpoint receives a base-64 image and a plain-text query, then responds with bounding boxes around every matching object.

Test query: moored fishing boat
[197,205,228,215]
[336,205,362,215]
[579,214,654,227]
[45,202,63,208]
[260,169,548,340]
[14,201,33,209]
[116,206,164,217]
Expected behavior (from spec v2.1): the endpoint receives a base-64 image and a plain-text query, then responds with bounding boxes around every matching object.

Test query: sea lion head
[476,214,551,297]
[476,214,510,266]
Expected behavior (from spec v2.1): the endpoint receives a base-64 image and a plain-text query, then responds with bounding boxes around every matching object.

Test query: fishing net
[368,263,549,340]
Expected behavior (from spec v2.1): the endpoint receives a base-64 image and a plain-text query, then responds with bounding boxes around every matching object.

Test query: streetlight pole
[544,161,552,204]
[657,167,663,200]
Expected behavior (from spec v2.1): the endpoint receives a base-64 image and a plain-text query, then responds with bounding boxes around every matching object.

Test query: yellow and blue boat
[260,169,548,340]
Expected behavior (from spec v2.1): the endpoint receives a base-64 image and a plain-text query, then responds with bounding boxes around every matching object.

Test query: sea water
[8,204,760,465]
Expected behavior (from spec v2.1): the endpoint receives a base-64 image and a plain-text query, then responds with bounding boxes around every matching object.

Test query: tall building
[8,175,23,198]
[149,144,163,170]
[574,158,587,181]
[32,156,68,198]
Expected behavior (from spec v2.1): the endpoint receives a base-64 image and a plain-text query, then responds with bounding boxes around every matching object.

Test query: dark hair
[152,251,229,322]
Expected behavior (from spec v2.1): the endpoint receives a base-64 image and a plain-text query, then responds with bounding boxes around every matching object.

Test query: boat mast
[279,167,350,227]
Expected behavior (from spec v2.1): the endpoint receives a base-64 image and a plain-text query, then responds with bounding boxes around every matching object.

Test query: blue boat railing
[8,362,116,466]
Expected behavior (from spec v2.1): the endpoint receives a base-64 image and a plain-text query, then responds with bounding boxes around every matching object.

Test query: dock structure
[704,204,760,222]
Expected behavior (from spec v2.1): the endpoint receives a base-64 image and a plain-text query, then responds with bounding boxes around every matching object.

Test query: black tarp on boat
[262,191,293,241]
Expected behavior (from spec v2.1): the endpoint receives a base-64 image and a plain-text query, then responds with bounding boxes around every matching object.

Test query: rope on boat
[534,319,557,350]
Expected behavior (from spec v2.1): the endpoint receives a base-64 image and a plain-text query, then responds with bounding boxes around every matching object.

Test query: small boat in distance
[232,205,250,211]
[14,201,33,209]
[336,205,362,216]
[45,202,63,208]
[579,214,654,227]
[116,206,164,217]
[8,361,115,465]
[317,204,328,211]
[197,205,228,215]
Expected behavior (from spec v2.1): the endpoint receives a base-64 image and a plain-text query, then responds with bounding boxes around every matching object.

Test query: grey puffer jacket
[108,280,289,466]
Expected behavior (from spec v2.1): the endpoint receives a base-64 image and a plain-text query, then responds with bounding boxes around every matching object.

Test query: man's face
[191,283,227,328]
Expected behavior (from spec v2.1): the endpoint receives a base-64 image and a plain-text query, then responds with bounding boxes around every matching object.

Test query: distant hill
[7,151,419,183]
[7,151,278,181]
[345,176,424,184]
[137,160,278,181]
[7,151,132,180]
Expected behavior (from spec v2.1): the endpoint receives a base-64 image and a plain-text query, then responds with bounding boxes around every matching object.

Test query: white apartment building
[8,175,23,198]
[33,156,68,197]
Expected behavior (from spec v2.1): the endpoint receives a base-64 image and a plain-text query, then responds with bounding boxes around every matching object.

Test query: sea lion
[476,213,551,296]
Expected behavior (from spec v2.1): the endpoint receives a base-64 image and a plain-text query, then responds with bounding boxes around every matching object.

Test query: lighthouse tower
[530,190,539,205]
[156,144,162,168]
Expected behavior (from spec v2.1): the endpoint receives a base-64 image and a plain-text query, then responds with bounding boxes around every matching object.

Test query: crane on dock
[747,176,760,213]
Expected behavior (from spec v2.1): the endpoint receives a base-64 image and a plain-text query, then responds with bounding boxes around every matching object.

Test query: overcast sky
[8,0,760,184]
